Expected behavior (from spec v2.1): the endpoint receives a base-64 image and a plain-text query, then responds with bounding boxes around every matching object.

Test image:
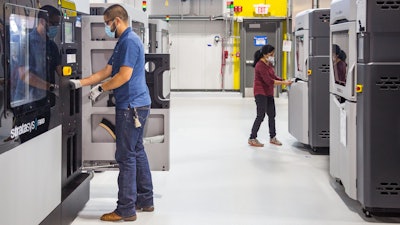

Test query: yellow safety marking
[61,0,76,11]
[63,66,72,76]
[356,84,363,93]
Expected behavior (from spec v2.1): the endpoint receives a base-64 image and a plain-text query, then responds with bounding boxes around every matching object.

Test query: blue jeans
[115,106,153,217]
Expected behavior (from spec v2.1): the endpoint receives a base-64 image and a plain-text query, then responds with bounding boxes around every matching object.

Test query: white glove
[69,79,82,89]
[89,84,103,102]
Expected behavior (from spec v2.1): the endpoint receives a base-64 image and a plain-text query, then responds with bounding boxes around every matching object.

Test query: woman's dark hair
[252,44,275,67]
[337,49,347,61]
[332,44,340,55]
[332,44,347,61]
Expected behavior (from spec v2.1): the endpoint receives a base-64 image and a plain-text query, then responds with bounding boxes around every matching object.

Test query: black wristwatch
[98,85,103,92]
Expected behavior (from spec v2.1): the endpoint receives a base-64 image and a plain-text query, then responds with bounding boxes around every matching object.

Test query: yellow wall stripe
[232,0,287,90]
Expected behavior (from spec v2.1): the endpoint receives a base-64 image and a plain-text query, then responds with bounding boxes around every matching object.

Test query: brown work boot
[100,211,137,222]
[270,137,282,146]
[248,138,264,147]
[136,205,155,212]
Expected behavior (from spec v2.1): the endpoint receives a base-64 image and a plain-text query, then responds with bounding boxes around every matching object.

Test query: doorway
[240,20,283,97]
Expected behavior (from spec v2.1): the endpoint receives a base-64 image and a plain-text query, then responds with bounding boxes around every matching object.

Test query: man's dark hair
[104,4,129,23]
[38,5,60,22]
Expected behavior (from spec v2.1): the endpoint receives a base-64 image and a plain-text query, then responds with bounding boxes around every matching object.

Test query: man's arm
[80,64,113,87]
[19,67,51,90]
[101,66,133,91]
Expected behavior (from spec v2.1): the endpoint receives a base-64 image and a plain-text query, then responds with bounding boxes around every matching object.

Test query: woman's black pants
[250,95,276,139]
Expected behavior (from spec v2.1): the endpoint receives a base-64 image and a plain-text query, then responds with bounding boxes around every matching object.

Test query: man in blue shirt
[8,5,60,144]
[13,5,60,107]
[70,4,153,222]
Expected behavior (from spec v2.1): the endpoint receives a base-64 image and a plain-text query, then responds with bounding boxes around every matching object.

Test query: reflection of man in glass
[0,19,4,111]
[332,44,347,86]
[13,5,61,105]
[7,5,61,143]
[1,19,4,79]
[0,19,4,75]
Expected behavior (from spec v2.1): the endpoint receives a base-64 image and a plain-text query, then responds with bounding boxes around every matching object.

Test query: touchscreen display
[64,21,74,43]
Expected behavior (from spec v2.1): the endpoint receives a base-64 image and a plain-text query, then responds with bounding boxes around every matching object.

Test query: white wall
[75,0,90,14]
[293,0,331,13]
[89,0,139,6]
[169,21,225,90]
[146,0,223,17]
[85,0,334,91]
[292,0,331,28]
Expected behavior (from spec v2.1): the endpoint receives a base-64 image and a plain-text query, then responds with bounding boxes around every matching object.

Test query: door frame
[240,19,284,97]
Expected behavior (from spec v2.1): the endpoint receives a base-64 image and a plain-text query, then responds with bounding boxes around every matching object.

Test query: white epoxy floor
[72,92,400,225]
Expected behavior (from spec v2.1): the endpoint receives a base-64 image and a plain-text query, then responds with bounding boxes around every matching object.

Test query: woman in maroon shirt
[248,44,292,147]
[332,44,347,86]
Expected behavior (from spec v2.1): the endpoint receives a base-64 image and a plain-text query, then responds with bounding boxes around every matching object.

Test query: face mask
[105,21,116,38]
[47,26,58,39]
[266,56,275,64]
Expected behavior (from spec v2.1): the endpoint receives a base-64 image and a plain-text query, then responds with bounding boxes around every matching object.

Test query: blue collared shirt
[13,29,47,103]
[107,28,151,109]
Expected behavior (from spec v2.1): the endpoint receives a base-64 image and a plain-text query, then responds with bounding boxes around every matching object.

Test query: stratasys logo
[10,118,46,139]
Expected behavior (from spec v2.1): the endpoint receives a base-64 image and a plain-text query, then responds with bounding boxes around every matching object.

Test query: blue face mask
[47,26,58,39]
[105,21,116,38]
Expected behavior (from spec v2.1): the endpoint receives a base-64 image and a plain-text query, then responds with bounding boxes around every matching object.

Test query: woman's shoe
[248,138,264,147]
[270,137,282,146]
